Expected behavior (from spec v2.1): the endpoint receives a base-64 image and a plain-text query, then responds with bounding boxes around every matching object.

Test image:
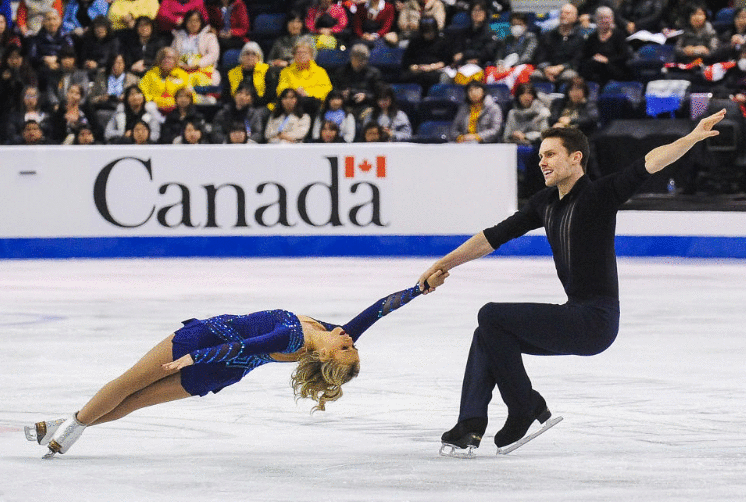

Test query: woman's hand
[163,354,194,371]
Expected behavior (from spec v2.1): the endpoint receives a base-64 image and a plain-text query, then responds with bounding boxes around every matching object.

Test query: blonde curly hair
[291,350,360,412]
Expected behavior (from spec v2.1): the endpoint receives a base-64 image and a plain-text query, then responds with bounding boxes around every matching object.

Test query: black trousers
[458,297,620,421]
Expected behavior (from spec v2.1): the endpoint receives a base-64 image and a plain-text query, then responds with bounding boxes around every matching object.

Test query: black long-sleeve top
[483,160,650,301]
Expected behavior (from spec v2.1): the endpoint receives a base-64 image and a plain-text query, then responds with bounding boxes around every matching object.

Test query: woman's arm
[342,271,448,341]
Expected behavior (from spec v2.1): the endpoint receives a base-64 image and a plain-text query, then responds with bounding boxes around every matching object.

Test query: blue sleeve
[342,285,422,342]
[189,326,291,364]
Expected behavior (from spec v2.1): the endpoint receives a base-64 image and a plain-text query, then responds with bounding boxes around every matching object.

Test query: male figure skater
[419,109,726,454]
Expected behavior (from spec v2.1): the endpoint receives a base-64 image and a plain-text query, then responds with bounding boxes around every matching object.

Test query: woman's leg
[91,373,190,425]
[76,334,186,425]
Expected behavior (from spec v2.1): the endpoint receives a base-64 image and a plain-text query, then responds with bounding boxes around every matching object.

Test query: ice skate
[24,418,66,445]
[494,392,550,448]
[439,417,487,458]
[43,413,86,459]
[494,392,561,454]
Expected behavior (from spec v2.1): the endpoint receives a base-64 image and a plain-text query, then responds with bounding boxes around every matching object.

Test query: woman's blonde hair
[291,350,360,412]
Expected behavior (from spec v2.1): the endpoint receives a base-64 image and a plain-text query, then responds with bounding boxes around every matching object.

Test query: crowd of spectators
[1,0,745,154]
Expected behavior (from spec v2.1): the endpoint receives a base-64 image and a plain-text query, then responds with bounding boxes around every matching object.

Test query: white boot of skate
[43,414,86,459]
[25,418,66,445]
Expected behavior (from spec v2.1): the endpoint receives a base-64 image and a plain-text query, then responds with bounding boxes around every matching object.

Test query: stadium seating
[410,120,452,143]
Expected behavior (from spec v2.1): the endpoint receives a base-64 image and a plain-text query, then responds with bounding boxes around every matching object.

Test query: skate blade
[24,425,38,442]
[496,416,563,455]
[42,449,57,460]
[439,443,477,459]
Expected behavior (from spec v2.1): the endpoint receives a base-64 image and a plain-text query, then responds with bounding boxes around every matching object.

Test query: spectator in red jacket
[156,0,208,33]
[353,0,395,45]
[207,0,249,52]
[305,0,348,36]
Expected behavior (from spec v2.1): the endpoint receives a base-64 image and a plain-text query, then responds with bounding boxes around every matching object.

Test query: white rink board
[0,144,516,238]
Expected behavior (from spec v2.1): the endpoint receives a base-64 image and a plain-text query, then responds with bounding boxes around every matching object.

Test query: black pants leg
[458,299,619,419]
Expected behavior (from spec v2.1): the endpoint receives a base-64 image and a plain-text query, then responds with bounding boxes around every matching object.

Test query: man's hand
[424,270,449,290]
[690,108,726,143]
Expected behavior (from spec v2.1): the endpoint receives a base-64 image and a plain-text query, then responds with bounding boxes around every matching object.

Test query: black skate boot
[439,417,488,458]
[493,392,551,448]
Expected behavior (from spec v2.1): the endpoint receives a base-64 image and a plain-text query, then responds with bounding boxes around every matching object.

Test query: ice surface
[1,257,745,501]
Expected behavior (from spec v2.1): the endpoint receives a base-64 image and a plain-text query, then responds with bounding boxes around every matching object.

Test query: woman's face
[112,55,125,76]
[281,91,297,113]
[127,89,145,109]
[67,86,82,105]
[287,17,303,36]
[294,45,313,65]
[320,123,338,142]
[471,5,486,25]
[0,14,7,34]
[735,10,746,32]
[186,13,202,34]
[7,51,22,69]
[176,91,192,110]
[377,96,392,110]
[229,129,247,143]
[467,85,485,104]
[568,85,585,103]
[690,8,706,30]
[132,123,149,143]
[94,24,108,39]
[77,128,94,144]
[315,327,359,366]
[184,123,202,144]
[137,20,153,39]
[328,97,343,111]
[518,90,534,108]
[241,51,259,69]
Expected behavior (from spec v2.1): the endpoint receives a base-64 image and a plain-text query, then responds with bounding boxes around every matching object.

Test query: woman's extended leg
[91,373,190,425]
[76,334,187,425]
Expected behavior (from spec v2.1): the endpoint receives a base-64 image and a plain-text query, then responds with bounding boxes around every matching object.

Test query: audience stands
[1,0,744,196]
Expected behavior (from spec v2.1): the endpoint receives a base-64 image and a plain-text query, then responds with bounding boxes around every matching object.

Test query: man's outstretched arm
[644,109,725,174]
[418,232,494,293]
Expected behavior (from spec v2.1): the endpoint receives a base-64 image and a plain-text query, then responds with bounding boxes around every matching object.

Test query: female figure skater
[26,270,448,458]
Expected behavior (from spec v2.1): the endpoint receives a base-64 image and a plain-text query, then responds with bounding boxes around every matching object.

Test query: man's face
[43,12,61,33]
[559,4,578,26]
[538,137,582,187]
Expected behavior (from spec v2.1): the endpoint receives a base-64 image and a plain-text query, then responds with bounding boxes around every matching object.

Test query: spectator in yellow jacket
[276,36,332,116]
[108,0,159,31]
[227,41,276,106]
[139,47,193,112]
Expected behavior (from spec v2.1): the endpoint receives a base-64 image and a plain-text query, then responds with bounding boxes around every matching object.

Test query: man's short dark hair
[540,127,590,173]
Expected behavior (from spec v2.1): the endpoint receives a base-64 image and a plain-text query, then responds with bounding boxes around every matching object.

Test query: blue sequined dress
[172,285,423,396]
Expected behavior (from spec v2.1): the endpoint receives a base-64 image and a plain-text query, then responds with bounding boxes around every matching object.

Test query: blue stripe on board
[0,235,744,259]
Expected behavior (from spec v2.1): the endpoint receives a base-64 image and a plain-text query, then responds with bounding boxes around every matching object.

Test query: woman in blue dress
[26,270,448,458]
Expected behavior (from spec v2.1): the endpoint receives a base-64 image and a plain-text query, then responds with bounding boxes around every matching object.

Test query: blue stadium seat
[315,49,350,72]
[713,7,735,33]
[602,81,644,106]
[485,83,511,102]
[532,81,555,95]
[220,49,241,71]
[427,83,465,102]
[391,83,423,103]
[628,44,675,82]
[411,120,452,143]
[417,97,460,123]
[369,46,404,81]
[445,11,471,34]
[251,13,286,37]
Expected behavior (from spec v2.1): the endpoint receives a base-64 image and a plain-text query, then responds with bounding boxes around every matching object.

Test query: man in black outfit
[418,109,727,454]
